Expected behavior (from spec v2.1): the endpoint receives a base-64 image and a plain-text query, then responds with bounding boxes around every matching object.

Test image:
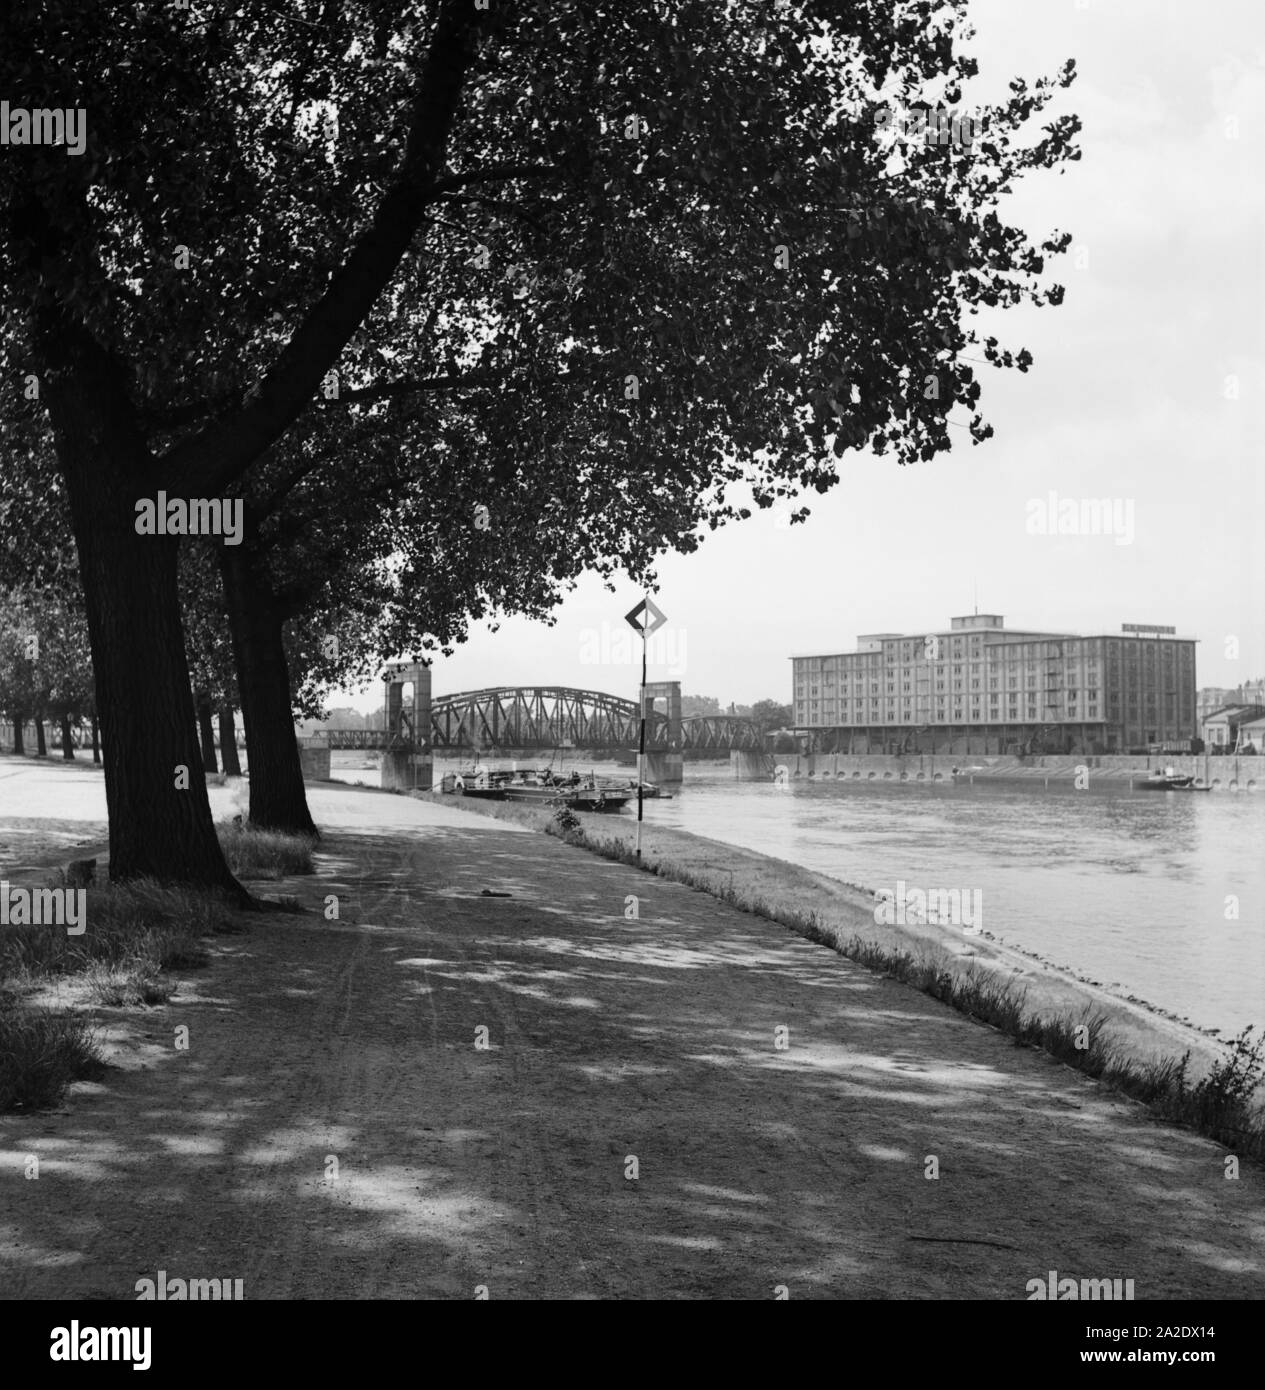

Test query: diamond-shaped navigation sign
[624,597,667,636]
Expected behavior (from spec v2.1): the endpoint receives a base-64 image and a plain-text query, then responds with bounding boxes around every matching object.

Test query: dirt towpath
[1,783,1262,1299]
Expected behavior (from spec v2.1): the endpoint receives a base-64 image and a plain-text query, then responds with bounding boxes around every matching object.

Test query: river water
[339,754,1265,1037]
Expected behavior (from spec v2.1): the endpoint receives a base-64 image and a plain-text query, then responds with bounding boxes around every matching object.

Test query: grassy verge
[0,873,248,1112]
[1,816,316,1112]
[0,878,244,987]
[547,811,1265,1162]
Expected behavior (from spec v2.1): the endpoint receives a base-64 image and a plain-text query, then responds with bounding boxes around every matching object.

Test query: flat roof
[791,631,1199,657]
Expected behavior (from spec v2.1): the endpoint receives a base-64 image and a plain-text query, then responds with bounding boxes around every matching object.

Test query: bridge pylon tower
[382,661,432,791]
[641,679,683,784]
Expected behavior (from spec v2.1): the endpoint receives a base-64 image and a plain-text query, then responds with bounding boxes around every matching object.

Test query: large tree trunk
[219,546,318,836]
[60,712,75,760]
[219,705,243,777]
[91,712,100,764]
[195,690,219,775]
[41,323,247,896]
[34,714,47,756]
[11,716,24,756]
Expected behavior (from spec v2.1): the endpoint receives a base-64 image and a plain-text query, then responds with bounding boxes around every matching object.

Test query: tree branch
[253,453,319,525]
[144,365,506,438]
[162,0,485,501]
[319,365,596,408]
[326,368,505,406]
[429,162,560,195]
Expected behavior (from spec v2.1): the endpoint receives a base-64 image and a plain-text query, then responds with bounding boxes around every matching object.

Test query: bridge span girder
[680,714,767,752]
[432,686,652,751]
[321,687,763,753]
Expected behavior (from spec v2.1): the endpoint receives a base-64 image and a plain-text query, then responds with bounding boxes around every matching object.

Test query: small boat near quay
[1135,767,1203,791]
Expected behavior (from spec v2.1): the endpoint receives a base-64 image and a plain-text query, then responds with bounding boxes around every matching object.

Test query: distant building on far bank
[1237,716,1265,753]
[1197,682,1265,726]
[791,614,1196,757]
[1201,706,1265,751]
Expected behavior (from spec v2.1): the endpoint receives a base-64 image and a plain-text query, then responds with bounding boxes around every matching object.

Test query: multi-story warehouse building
[791,614,1197,755]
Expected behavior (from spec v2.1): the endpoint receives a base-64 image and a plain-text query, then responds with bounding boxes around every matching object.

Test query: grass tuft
[0,998,104,1111]
[84,959,175,1007]
[217,821,316,879]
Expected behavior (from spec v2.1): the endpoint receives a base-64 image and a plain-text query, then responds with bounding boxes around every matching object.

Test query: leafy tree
[0,595,39,754]
[0,426,85,755]
[319,708,368,732]
[749,699,794,733]
[35,591,95,759]
[680,694,722,718]
[0,1,1077,887]
[0,586,93,758]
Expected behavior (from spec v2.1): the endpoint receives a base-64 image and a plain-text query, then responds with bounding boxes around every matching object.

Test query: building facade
[1200,705,1265,751]
[791,615,1197,755]
[1197,683,1265,726]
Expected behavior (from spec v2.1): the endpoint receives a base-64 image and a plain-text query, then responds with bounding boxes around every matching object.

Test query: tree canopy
[0,0,1079,885]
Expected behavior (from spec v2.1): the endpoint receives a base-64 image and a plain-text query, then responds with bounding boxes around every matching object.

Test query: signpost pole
[637,611,647,861]
[623,595,666,865]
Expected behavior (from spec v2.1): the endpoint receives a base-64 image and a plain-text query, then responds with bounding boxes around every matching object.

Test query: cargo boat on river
[440,767,641,812]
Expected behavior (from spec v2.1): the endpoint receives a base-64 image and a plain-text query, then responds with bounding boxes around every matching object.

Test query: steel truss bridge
[323,687,764,753]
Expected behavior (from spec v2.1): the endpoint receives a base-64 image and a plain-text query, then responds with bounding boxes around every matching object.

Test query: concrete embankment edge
[414,789,1234,1082]
[764,752,1260,788]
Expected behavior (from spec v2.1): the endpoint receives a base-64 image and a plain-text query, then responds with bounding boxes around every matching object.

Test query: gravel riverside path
[1,770,1262,1299]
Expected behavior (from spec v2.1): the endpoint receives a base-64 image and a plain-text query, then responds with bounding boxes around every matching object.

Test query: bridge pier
[297,734,332,781]
[644,752,684,784]
[641,680,683,784]
[730,750,768,780]
[382,661,433,791]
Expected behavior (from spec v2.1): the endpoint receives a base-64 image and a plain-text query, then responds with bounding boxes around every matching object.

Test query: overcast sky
[337,0,1263,713]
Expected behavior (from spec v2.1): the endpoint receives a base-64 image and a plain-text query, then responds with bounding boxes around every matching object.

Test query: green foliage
[0,593,40,722]
[0,587,94,730]
[749,699,794,733]
[549,805,583,836]
[1,0,1080,606]
[1181,1027,1265,1131]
